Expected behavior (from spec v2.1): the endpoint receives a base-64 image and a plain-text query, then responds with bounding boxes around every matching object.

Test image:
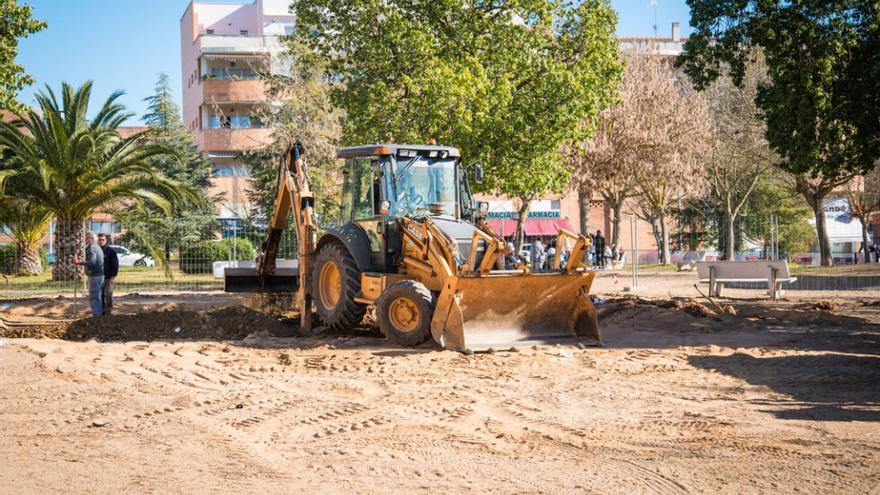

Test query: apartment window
[209,67,257,80]
[240,29,248,36]
[212,164,252,177]
[208,114,263,129]
[206,29,214,35]
[550,199,561,210]
[89,221,121,234]
[284,25,294,36]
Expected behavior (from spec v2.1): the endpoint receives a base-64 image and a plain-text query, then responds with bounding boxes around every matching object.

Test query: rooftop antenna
[650,0,658,38]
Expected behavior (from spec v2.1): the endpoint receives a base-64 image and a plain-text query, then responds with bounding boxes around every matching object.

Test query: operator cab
[337,143,465,221]
[336,143,478,271]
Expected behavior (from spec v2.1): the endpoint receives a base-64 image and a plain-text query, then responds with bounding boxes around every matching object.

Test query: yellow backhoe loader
[225,142,599,351]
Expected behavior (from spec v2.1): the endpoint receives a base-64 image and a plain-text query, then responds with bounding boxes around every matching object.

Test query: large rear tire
[313,242,365,330]
[376,280,435,347]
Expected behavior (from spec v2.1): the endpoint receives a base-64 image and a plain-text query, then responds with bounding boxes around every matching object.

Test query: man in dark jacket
[593,230,607,269]
[73,231,104,317]
[97,234,119,315]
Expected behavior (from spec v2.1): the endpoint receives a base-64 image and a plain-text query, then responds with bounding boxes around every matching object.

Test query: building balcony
[202,128,273,152]
[197,34,282,55]
[203,79,268,104]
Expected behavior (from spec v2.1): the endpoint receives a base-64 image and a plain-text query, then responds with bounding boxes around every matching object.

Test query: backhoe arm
[256,143,317,329]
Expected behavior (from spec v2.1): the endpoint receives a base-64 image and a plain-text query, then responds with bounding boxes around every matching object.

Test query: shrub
[179,237,256,274]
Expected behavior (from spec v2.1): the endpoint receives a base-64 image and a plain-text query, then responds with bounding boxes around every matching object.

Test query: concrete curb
[724,275,880,291]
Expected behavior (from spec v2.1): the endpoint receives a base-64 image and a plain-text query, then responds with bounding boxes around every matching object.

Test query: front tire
[313,242,365,330]
[134,259,146,267]
[376,280,435,347]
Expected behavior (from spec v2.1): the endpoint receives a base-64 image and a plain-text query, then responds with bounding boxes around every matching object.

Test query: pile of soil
[597,297,727,320]
[1,306,297,341]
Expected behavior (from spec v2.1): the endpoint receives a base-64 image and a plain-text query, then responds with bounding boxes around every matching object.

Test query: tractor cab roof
[336,143,461,159]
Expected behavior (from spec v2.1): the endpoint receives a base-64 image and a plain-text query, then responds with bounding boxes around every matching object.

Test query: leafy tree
[571,52,657,248]
[0,1,46,112]
[294,0,624,251]
[742,170,815,258]
[244,40,343,232]
[703,54,774,260]
[678,0,880,265]
[137,73,218,262]
[0,81,192,281]
[626,53,711,264]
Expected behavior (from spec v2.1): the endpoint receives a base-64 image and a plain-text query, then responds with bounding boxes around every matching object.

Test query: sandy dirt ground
[1,273,879,494]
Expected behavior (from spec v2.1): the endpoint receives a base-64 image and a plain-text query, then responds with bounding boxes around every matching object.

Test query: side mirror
[474,162,484,185]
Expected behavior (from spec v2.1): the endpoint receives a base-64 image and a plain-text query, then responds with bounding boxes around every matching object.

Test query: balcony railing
[203,79,268,104]
[197,34,283,54]
[202,128,273,151]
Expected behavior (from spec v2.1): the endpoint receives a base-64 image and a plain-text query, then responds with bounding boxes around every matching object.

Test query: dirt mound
[598,297,723,320]
[1,306,297,341]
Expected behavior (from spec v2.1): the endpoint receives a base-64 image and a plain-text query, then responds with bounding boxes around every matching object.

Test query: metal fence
[0,218,298,298]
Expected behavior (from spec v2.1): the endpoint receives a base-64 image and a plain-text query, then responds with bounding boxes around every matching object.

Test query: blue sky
[15,0,692,124]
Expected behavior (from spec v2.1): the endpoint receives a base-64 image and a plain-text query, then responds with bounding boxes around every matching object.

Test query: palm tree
[0,197,50,275]
[0,81,191,281]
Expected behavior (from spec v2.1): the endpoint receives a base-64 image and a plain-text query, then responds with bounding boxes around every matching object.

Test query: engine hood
[429,216,488,265]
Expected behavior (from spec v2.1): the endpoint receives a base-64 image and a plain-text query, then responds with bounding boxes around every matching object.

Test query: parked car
[111,245,155,267]
[45,246,155,267]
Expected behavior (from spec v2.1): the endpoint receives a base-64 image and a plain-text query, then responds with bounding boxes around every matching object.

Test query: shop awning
[486,217,575,237]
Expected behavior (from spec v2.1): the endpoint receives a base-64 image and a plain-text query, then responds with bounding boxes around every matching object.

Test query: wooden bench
[696,261,797,300]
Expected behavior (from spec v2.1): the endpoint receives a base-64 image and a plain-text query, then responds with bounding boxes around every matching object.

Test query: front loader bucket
[433,271,599,352]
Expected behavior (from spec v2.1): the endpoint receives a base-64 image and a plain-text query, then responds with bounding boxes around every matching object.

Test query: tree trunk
[724,212,735,261]
[513,200,531,254]
[811,204,833,267]
[658,210,671,264]
[610,203,622,248]
[578,189,590,236]
[53,220,85,281]
[861,218,871,264]
[15,241,42,276]
[645,214,661,260]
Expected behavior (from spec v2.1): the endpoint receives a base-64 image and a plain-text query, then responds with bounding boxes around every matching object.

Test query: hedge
[179,238,257,274]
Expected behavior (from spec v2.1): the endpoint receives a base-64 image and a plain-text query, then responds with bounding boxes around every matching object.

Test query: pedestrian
[531,239,545,272]
[504,242,519,270]
[604,245,613,270]
[594,230,606,269]
[97,233,118,315]
[73,231,104,317]
[546,246,556,270]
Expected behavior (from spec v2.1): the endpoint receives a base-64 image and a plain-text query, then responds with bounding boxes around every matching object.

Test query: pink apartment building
[179,0,294,223]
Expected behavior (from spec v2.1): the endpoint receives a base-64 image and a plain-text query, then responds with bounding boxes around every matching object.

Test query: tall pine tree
[120,73,218,263]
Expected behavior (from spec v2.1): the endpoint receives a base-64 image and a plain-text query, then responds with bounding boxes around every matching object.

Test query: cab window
[342,158,379,222]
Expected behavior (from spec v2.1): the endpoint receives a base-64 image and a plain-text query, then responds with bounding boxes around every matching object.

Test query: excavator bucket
[432,271,600,352]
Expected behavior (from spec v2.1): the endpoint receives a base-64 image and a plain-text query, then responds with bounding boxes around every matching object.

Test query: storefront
[800,197,865,264]
[483,200,576,242]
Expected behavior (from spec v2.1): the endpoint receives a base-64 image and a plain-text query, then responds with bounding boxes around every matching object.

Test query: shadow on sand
[688,352,880,422]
